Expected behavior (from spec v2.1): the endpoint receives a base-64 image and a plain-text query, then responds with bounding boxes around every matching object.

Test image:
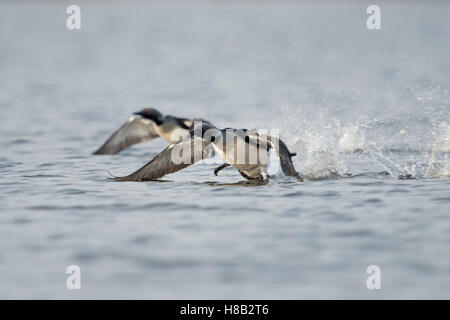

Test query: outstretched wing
[93,117,159,155]
[114,137,211,181]
[268,136,303,181]
[248,132,302,181]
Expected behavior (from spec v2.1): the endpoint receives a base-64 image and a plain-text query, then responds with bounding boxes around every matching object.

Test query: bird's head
[189,121,222,143]
[134,108,163,124]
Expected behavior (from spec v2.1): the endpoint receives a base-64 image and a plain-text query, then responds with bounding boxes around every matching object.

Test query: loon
[93,108,211,155]
[114,122,303,182]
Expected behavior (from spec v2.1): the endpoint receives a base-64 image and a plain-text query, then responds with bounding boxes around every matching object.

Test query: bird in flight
[93,108,211,155]
[113,122,303,182]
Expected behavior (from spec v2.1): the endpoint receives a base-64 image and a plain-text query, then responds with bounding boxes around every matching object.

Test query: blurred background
[0,0,449,299]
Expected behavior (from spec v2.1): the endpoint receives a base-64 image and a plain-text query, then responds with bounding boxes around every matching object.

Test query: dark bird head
[134,108,163,125]
[189,121,221,142]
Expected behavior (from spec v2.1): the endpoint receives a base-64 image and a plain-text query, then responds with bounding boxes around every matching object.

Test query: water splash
[365,142,415,179]
[259,98,450,181]
[268,107,349,180]
[295,132,343,180]
[337,124,366,153]
[427,122,450,179]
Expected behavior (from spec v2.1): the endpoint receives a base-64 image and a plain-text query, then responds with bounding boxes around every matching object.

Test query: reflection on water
[200,179,271,187]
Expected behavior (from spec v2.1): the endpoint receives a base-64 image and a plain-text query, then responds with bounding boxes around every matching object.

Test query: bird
[113,122,303,182]
[93,108,211,155]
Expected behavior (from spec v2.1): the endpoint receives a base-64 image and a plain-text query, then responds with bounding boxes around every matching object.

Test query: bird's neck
[142,114,163,126]
[152,117,163,126]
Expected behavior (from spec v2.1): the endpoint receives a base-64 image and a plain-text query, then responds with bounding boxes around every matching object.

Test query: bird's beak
[134,112,143,117]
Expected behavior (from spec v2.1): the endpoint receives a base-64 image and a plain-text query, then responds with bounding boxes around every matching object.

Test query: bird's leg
[214,163,230,176]
[238,170,264,180]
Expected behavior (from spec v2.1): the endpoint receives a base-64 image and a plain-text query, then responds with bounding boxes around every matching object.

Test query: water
[0,1,449,299]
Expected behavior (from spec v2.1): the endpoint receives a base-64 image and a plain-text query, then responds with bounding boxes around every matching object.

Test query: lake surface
[0,1,449,299]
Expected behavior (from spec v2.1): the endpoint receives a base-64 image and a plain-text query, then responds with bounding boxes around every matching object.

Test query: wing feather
[115,137,210,181]
[268,136,303,181]
[248,132,302,181]
[93,117,159,155]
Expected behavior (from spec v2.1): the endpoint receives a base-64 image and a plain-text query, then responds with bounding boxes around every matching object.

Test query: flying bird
[114,123,303,182]
[93,108,210,155]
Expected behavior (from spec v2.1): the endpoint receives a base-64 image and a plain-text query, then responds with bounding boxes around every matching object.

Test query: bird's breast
[156,122,188,143]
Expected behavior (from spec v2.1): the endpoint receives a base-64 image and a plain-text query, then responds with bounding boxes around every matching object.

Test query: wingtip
[106,170,121,181]
[111,175,130,182]
[93,149,118,155]
[93,147,111,155]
